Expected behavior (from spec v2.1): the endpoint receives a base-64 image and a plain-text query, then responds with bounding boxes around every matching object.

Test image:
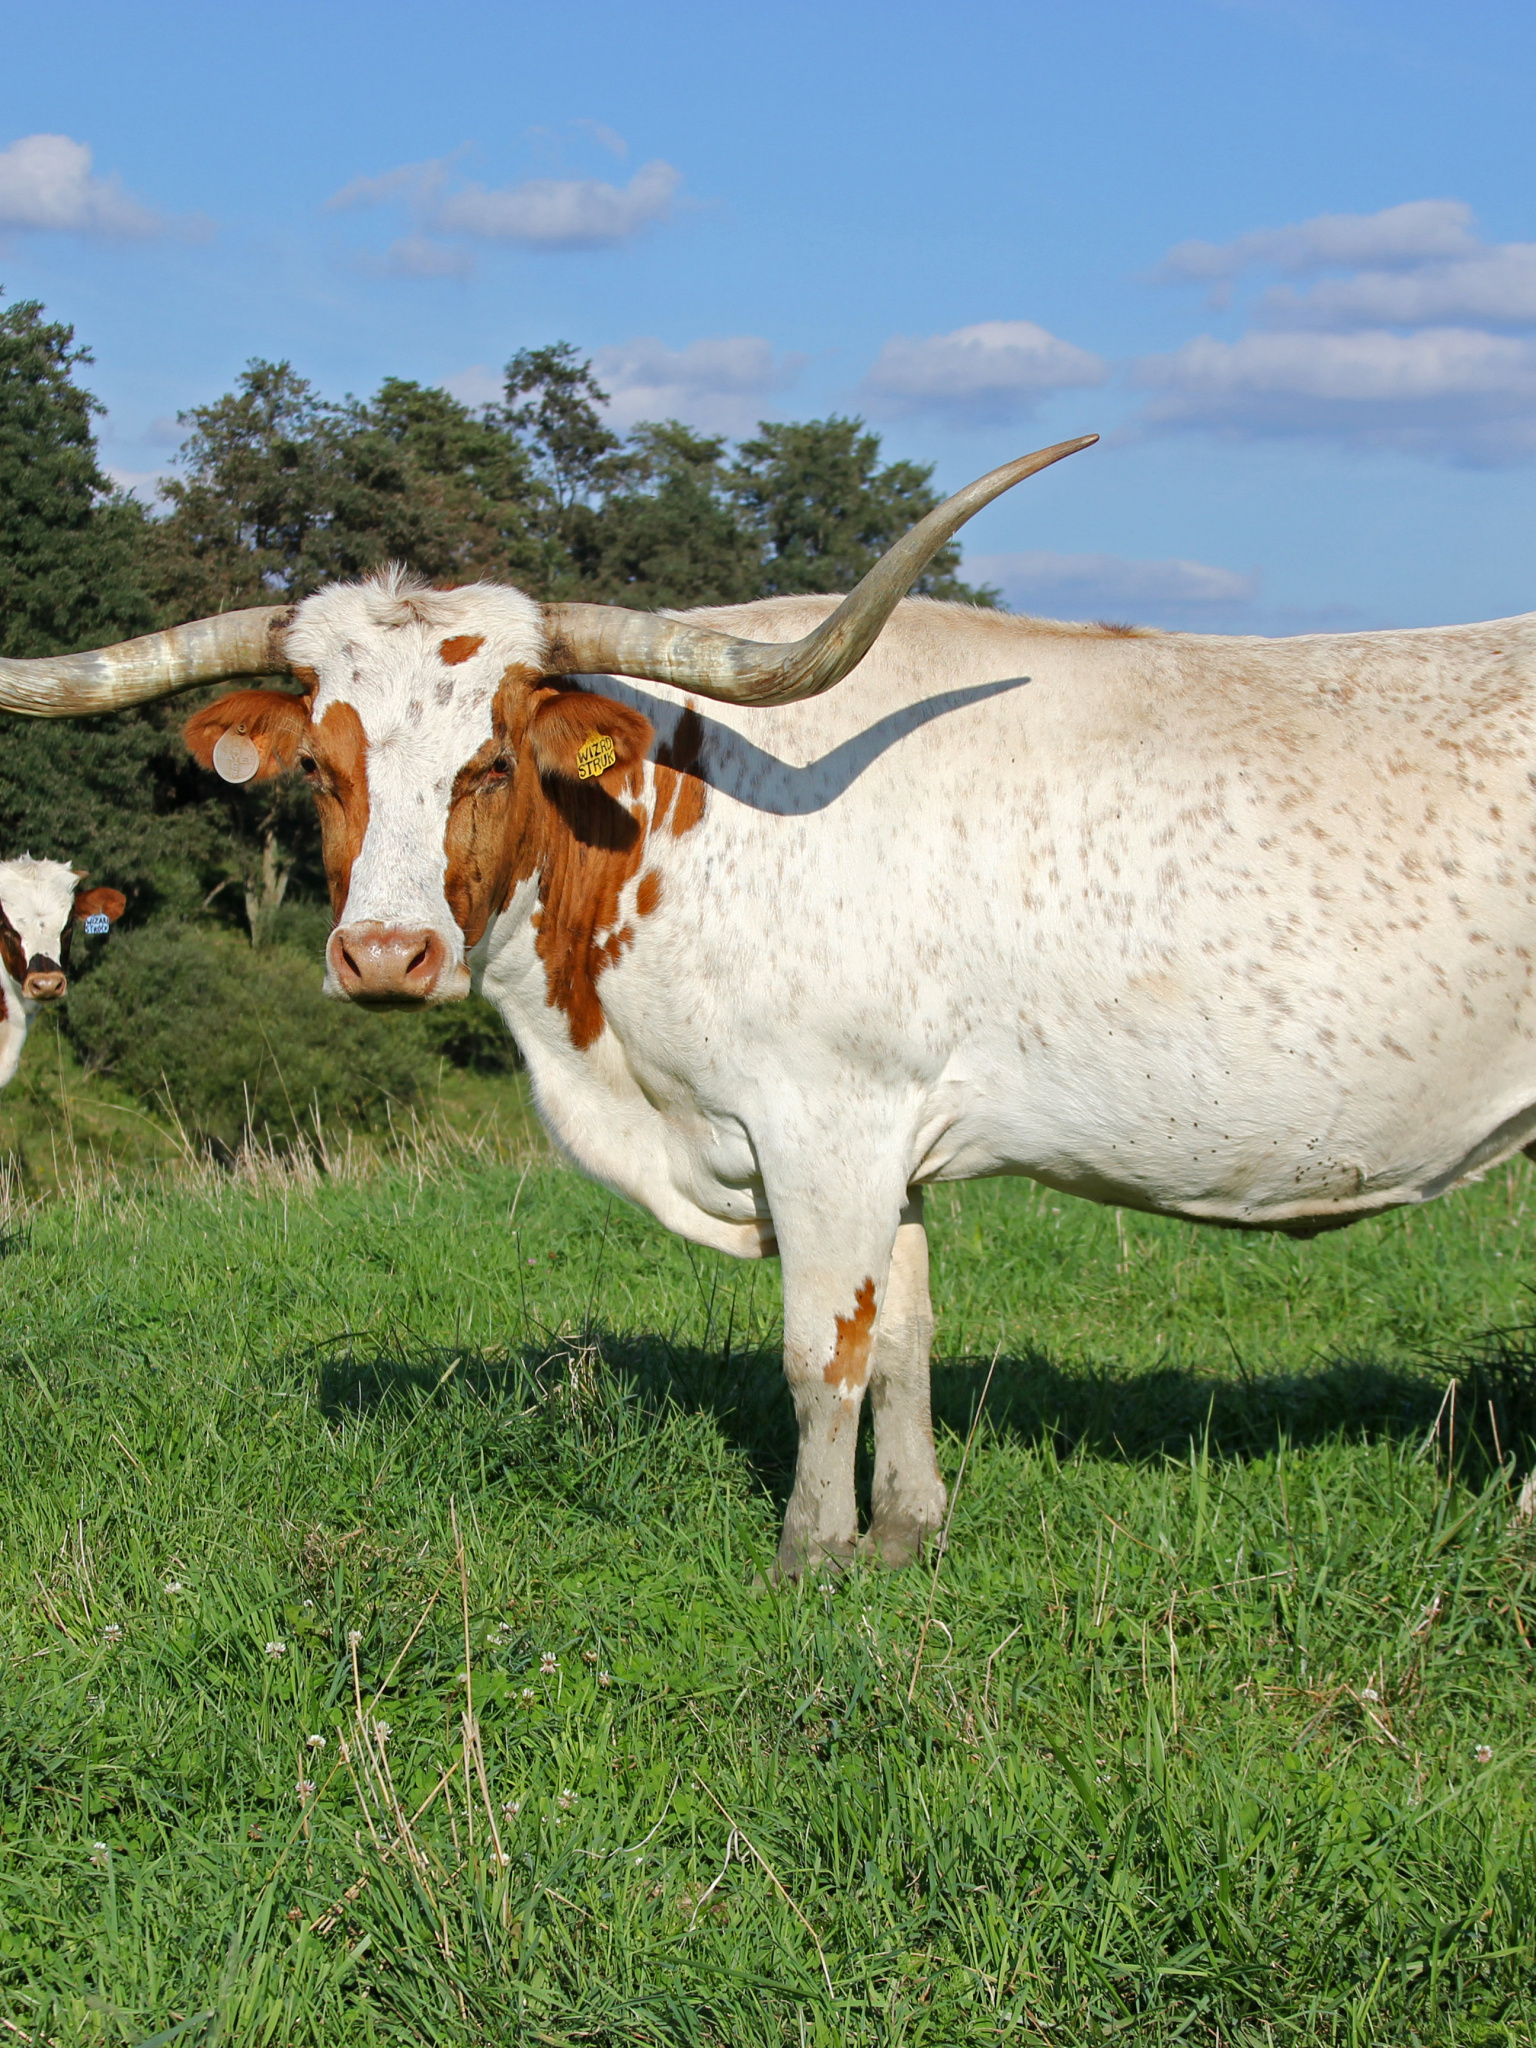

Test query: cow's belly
[918,983,1536,1229]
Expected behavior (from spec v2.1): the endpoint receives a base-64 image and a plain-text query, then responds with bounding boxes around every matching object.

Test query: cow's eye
[486,756,511,782]
[298,755,318,777]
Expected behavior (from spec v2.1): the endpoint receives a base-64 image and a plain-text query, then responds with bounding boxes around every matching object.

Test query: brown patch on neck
[651,706,709,838]
[444,683,710,1050]
[440,634,484,667]
[0,902,26,988]
[824,1277,878,1390]
[311,702,371,918]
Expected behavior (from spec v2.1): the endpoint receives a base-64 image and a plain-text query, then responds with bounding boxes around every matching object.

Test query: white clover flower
[296,1779,316,1800]
[265,1640,287,1658]
[306,1733,326,1750]
[90,1842,109,1868]
[598,1671,612,1688]
[502,1799,521,1818]
[372,1720,391,1744]
[163,1581,185,1596]
[1360,1686,1380,1704]
[347,1629,363,1650]
[557,1788,576,1811]
[102,1623,122,1643]
[519,1687,536,1705]
[1474,1744,1494,1764]
[582,1649,598,1665]
[540,1652,558,1676]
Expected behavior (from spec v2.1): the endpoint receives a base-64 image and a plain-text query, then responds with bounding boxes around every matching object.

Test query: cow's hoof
[858,1514,935,1569]
[766,1537,858,1586]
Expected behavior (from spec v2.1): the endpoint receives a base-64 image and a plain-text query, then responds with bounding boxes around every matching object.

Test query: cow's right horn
[541,434,1097,707]
[0,608,292,718]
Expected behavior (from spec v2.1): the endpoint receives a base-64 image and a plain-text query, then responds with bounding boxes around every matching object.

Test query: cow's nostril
[331,923,449,1004]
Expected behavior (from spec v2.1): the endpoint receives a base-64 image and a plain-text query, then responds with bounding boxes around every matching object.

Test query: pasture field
[1,1092,1534,2046]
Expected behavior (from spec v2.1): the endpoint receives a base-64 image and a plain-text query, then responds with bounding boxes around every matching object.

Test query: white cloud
[435,160,679,248]
[968,550,1259,626]
[328,151,680,266]
[375,234,474,280]
[1257,245,1536,330]
[862,319,1107,424]
[1154,199,1477,284]
[573,121,628,160]
[592,335,805,433]
[1135,326,1536,463]
[1140,198,1536,463]
[0,133,191,240]
[442,364,503,409]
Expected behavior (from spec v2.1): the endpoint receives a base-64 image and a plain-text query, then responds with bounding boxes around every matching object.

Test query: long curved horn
[0,608,291,718]
[542,434,1097,706]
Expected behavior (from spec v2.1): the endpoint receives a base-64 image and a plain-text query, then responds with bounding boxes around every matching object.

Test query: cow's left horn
[0,608,292,717]
[541,434,1097,707]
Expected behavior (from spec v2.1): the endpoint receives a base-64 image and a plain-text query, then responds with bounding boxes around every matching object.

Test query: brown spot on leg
[439,635,484,667]
[824,1277,877,1390]
[635,869,662,918]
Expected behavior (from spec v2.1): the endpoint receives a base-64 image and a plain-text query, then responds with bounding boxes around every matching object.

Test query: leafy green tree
[502,342,621,515]
[0,295,153,660]
[730,416,997,604]
[572,420,762,610]
[0,294,213,910]
[330,376,550,589]
[143,359,340,617]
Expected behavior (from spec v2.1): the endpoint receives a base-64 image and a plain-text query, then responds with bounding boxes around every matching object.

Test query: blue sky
[3,0,1534,633]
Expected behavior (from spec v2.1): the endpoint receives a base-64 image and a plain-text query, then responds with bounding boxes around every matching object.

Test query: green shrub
[65,919,427,1152]
[421,991,522,1073]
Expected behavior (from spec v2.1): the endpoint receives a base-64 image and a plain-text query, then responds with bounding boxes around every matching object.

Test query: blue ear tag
[84,914,110,936]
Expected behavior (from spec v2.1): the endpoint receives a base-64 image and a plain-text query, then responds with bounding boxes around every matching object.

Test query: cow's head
[184,578,656,1007]
[0,438,1093,1011]
[0,857,125,1005]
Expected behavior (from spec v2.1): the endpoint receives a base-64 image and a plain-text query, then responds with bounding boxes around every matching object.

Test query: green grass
[1,1107,1534,2045]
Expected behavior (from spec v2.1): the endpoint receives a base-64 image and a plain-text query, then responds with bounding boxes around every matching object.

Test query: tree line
[0,292,994,1142]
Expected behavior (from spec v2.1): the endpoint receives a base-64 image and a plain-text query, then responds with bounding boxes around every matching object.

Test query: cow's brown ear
[184,689,310,782]
[73,887,126,924]
[528,693,653,789]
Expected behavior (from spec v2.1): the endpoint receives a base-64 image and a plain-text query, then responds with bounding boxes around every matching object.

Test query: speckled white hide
[0,857,83,1089]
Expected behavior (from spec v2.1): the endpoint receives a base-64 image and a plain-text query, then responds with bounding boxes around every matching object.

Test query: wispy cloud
[328,146,681,274]
[862,320,1107,424]
[1139,199,1536,464]
[0,133,206,240]
[968,549,1259,628]
[1136,328,1536,464]
[1255,245,1536,330]
[592,335,805,433]
[1153,199,1477,287]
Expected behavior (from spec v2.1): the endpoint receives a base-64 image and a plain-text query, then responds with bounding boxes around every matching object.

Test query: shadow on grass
[309,1319,1536,1510]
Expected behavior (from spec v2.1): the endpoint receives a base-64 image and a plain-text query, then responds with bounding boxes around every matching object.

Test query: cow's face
[184,575,653,1008]
[0,857,125,1005]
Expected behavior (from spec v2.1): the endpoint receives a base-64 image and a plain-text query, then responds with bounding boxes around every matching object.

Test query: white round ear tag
[212,731,260,783]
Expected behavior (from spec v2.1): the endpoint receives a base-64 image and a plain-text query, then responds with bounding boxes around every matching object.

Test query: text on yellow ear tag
[576,732,618,780]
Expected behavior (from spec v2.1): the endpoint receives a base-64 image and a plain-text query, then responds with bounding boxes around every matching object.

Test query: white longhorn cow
[0,858,125,1089]
[5,436,1532,1572]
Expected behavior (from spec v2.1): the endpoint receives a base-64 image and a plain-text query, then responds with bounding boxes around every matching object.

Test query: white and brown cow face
[0,856,125,1006]
[184,572,656,1011]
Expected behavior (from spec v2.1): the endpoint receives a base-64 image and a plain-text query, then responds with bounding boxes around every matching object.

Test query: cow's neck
[489,702,711,1056]
[0,969,27,1090]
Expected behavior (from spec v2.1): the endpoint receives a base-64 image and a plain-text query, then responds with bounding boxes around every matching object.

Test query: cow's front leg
[772,1198,902,1580]
[863,1195,947,1567]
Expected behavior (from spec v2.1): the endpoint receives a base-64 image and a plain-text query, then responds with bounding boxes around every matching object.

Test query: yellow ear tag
[576,732,618,780]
